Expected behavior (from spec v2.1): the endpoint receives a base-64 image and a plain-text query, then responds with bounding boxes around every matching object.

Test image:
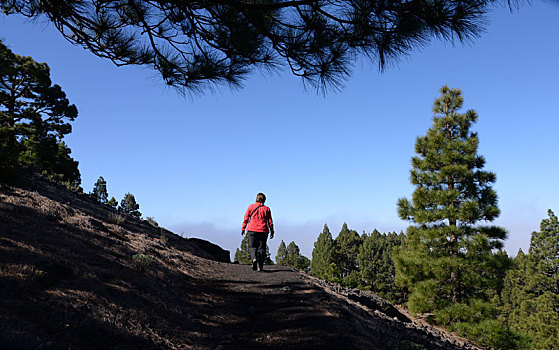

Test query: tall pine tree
[311,224,335,280]
[334,223,362,280]
[394,86,511,346]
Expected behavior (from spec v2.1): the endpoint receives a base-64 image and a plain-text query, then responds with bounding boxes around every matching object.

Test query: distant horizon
[2,1,558,262]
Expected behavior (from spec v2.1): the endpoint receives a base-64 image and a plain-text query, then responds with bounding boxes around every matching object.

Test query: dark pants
[247,231,268,266]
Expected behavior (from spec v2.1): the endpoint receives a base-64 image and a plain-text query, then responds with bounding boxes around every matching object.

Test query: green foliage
[132,254,153,272]
[234,234,251,264]
[0,1,511,93]
[92,176,108,203]
[394,86,511,347]
[358,230,406,303]
[501,210,559,349]
[451,319,524,350]
[312,224,405,298]
[119,193,141,218]
[311,224,336,280]
[334,223,362,279]
[0,40,80,185]
[106,197,118,209]
[276,240,287,264]
[277,240,310,272]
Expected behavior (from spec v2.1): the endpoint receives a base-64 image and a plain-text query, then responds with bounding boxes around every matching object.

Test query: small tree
[92,176,108,203]
[311,224,336,280]
[276,240,287,265]
[119,193,141,218]
[107,197,118,209]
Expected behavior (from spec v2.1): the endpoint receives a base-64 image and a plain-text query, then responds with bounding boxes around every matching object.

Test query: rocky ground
[0,177,479,349]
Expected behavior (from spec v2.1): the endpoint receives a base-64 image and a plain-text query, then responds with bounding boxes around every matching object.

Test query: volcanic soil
[0,177,479,349]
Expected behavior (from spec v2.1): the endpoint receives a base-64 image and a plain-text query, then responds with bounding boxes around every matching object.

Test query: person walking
[241,193,274,271]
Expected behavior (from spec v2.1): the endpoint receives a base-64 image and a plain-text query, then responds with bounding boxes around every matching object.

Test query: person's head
[256,193,266,203]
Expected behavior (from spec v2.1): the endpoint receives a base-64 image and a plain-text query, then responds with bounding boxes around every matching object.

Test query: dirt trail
[0,178,478,350]
[189,263,477,350]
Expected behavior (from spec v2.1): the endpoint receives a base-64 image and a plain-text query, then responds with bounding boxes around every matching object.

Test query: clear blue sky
[2,2,558,260]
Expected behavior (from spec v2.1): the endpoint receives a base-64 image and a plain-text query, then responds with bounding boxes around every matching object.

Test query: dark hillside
[0,177,479,349]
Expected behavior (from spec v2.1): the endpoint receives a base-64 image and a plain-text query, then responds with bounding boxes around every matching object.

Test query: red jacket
[242,202,274,234]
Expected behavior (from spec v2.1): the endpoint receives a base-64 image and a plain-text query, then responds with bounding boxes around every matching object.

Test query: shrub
[132,254,153,272]
[107,212,126,226]
[146,216,158,226]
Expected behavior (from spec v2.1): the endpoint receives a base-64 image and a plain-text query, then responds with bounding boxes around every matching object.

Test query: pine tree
[234,234,251,264]
[276,240,287,265]
[107,197,118,209]
[119,193,141,218]
[358,230,406,303]
[502,210,559,349]
[92,176,108,203]
[311,224,336,280]
[334,223,362,280]
[0,40,79,184]
[1,1,508,93]
[285,241,301,267]
[394,86,510,344]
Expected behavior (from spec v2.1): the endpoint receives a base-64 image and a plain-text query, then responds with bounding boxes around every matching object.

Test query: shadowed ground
[0,178,478,349]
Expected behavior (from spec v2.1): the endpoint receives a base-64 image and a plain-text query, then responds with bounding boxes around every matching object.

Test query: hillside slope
[0,177,479,349]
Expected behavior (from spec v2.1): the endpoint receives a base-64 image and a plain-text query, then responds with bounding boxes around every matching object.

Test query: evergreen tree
[502,210,559,349]
[0,40,79,184]
[276,240,287,265]
[311,224,336,280]
[358,230,406,303]
[106,197,118,209]
[264,245,274,266]
[285,241,301,267]
[394,86,511,346]
[334,223,362,280]
[1,1,513,93]
[234,234,251,264]
[92,176,108,203]
[234,234,273,265]
[119,193,141,218]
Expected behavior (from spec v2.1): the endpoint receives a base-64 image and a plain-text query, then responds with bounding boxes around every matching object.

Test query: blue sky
[2,1,558,260]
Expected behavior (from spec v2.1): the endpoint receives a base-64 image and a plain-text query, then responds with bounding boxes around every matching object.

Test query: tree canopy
[0,40,80,185]
[0,0,517,93]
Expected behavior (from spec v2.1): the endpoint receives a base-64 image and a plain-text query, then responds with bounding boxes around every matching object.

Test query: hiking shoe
[252,259,258,271]
[257,263,264,272]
